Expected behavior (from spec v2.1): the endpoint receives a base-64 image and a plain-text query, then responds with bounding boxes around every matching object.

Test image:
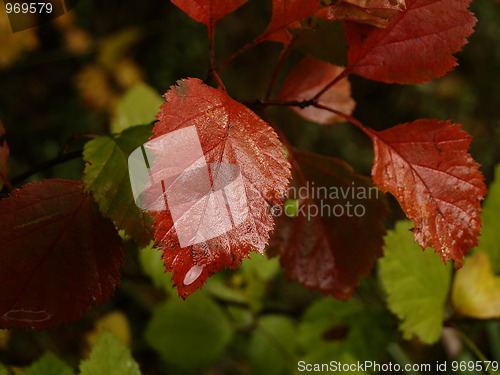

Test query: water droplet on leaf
[183,265,204,285]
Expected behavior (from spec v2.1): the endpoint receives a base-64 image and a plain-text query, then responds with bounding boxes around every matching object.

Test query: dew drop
[2,309,52,323]
[183,265,204,286]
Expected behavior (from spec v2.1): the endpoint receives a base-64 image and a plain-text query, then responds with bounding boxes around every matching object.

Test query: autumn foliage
[0,0,485,330]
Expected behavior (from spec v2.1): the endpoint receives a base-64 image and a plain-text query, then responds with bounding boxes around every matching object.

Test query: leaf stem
[265,43,293,100]
[256,112,308,187]
[207,20,226,91]
[215,37,263,73]
[8,132,98,187]
[454,328,497,375]
[245,98,372,138]
[387,343,421,375]
[59,132,99,156]
[487,321,500,363]
[10,149,83,186]
[311,102,370,134]
[254,320,295,363]
[311,67,352,102]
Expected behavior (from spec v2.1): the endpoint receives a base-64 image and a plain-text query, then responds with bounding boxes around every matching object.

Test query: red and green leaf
[345,0,476,83]
[279,56,355,124]
[367,119,486,265]
[270,152,389,299]
[0,179,123,329]
[152,78,291,298]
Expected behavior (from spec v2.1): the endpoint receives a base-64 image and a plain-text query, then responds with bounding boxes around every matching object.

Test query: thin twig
[255,321,296,362]
[311,67,352,102]
[454,328,497,375]
[59,132,99,156]
[265,43,293,100]
[215,38,260,73]
[247,98,371,137]
[10,149,83,186]
[206,16,226,91]
[312,102,368,132]
[244,98,314,109]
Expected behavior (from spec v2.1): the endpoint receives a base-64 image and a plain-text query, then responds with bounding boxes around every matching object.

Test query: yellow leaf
[452,251,500,319]
[0,11,38,69]
[85,311,131,350]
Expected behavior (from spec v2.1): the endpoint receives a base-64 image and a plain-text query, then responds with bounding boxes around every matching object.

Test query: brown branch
[265,42,293,100]
[206,17,226,91]
[59,132,99,156]
[215,37,262,73]
[311,66,352,102]
[245,98,372,139]
[8,132,100,187]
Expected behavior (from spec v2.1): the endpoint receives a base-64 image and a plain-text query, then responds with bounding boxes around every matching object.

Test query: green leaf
[378,221,452,344]
[145,293,232,371]
[241,252,280,282]
[283,199,298,218]
[79,331,141,375]
[204,274,247,305]
[238,253,282,311]
[138,242,173,292]
[111,83,163,133]
[298,297,391,366]
[22,352,74,375]
[83,125,154,247]
[299,297,360,351]
[480,163,500,273]
[248,315,296,375]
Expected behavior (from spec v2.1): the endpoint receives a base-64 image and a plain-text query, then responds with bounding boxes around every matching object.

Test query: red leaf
[345,0,476,83]
[0,179,123,329]
[262,0,321,44]
[170,0,248,26]
[150,78,290,298]
[279,56,355,124]
[317,0,405,28]
[269,152,389,299]
[0,122,11,190]
[368,119,486,265]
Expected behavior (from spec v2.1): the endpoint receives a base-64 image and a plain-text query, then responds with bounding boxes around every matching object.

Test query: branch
[10,149,83,186]
[311,102,368,133]
[59,132,99,156]
[265,42,293,100]
[8,132,99,187]
[453,328,495,375]
[215,38,262,73]
[311,67,352,102]
[244,98,314,109]
[206,20,226,91]
[245,98,371,137]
